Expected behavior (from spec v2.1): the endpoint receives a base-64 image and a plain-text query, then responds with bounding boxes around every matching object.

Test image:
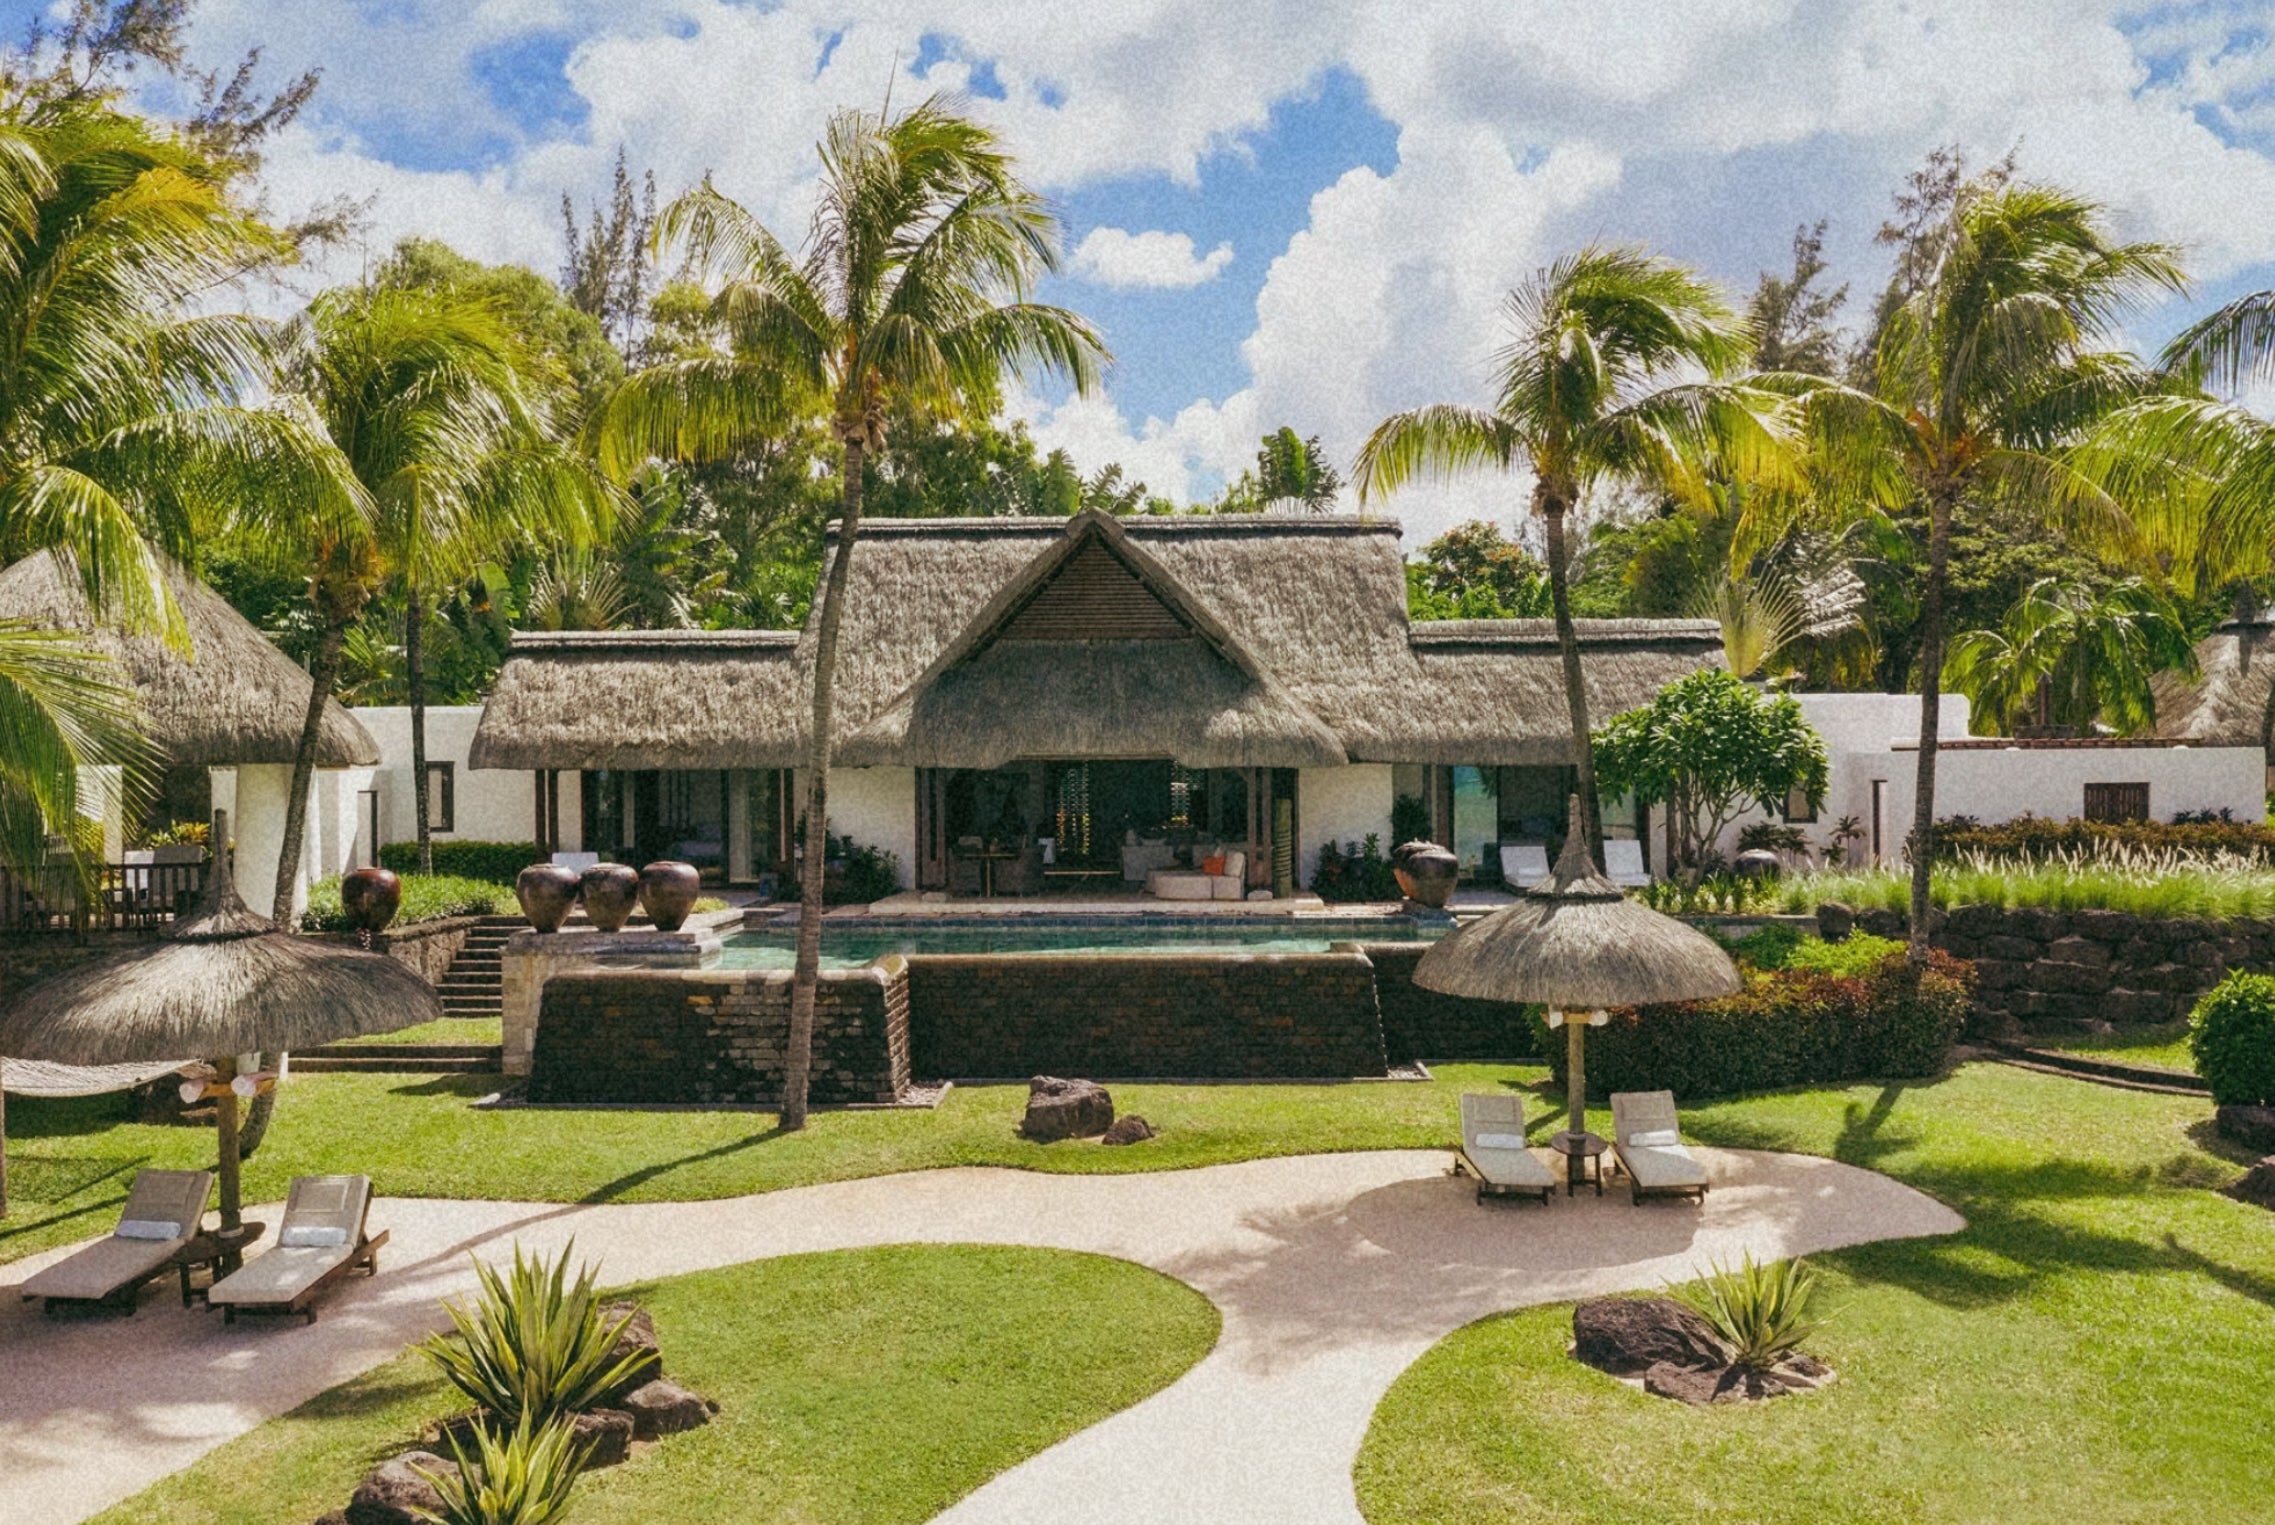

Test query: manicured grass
[1,1065,1521,1266]
[332,1016,503,1048]
[1355,1064,2273,1525]
[2028,1020,2199,1074]
[90,1244,1218,1525]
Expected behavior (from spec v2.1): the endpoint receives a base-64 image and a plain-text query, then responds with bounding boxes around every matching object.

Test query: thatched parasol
[1415,797,1739,1182]
[0,811,440,1233]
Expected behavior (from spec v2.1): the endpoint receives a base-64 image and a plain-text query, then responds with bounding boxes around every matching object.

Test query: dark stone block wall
[312,915,477,986]
[905,952,1390,1079]
[1841,903,2275,1030]
[530,963,910,1105]
[1364,942,1539,1063]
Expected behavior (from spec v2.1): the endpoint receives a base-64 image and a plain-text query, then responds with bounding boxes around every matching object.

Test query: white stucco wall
[355,705,579,851]
[820,766,916,890]
[1709,688,2267,865]
[1299,764,1395,888]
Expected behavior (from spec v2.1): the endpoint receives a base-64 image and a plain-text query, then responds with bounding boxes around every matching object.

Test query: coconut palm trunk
[407,591,432,875]
[784,435,867,1131]
[271,610,352,925]
[1906,487,1956,967]
[1540,488,1604,864]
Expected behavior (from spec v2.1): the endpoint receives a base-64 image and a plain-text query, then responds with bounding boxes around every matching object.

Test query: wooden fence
[0,851,210,936]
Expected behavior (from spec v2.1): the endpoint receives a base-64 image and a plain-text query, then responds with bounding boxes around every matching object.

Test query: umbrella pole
[1566,1015,1588,1191]
[213,1054,242,1236]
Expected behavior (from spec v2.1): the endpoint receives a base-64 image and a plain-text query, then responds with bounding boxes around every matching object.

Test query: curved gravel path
[0,1148,1960,1525]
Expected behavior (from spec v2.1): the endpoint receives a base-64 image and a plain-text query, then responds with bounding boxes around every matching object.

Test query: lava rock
[313,1514,351,1525]
[596,1303,663,1400]
[1641,1361,1731,1405]
[620,1379,717,1438]
[347,1452,455,1525]
[2226,1157,2275,1211]
[1572,1296,1727,1377]
[1022,1076,1114,1141]
[1857,908,1905,940]
[2217,1105,2275,1153]
[1814,901,1854,943]
[1101,1114,1157,1146]
[569,1408,635,1469]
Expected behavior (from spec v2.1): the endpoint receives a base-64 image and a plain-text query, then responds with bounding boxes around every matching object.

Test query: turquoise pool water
[716,917,1442,970]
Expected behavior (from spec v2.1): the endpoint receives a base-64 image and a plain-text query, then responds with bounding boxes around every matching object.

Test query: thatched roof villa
[2155,612,2275,754]
[469,511,1719,894]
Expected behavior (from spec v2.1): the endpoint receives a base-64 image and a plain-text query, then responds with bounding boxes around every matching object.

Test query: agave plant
[414,1414,586,1525]
[422,1242,652,1433]
[1675,1252,1824,1372]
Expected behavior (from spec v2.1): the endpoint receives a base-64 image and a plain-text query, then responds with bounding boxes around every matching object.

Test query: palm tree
[601,95,1108,1129]
[1944,577,2196,736]
[1354,246,1788,859]
[0,623,148,1218]
[1790,185,2182,963]
[263,285,614,919]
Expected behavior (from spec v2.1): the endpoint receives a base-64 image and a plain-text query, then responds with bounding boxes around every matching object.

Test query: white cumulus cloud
[1069,227,1234,288]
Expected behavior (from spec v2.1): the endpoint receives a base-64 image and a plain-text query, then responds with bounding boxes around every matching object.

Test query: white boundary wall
[1298,765,1395,887]
[820,766,917,890]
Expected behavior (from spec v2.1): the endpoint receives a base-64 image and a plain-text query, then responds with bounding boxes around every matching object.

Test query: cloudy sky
[19,1,2275,543]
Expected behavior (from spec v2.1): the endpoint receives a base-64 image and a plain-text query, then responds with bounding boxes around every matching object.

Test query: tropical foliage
[417,1414,586,1525]
[421,1242,653,1435]
[1404,520,1551,620]
[1676,1253,1825,1372]
[1357,246,1790,858]
[1943,577,2196,735]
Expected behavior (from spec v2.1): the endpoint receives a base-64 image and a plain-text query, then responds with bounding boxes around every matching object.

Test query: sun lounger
[1501,843,1552,888]
[206,1174,387,1325]
[1610,1090,1709,1204]
[19,1169,211,1315]
[1455,1092,1555,1204]
[1604,839,1652,888]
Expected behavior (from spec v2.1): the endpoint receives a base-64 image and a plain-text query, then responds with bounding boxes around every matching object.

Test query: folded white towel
[279,1224,350,1248]
[114,1218,183,1241]
[1471,1131,1529,1150]
[1626,1129,1681,1147]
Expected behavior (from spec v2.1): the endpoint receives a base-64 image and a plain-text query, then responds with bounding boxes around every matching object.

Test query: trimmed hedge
[2190,972,2275,1107]
[1536,949,1972,1101]
[378,840,539,883]
[1931,814,2275,863]
[301,873,514,932]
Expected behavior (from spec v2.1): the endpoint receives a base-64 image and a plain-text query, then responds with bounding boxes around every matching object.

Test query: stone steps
[426,918,518,1020]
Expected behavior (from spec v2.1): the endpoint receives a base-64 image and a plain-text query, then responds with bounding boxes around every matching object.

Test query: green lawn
[1354,1064,2273,1525]
[2026,1020,2199,1074]
[90,1244,1218,1525]
[2,1066,1509,1267]
[332,1016,504,1048]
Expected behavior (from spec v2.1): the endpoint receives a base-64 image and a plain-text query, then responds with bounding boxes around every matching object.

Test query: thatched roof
[2154,619,2275,749]
[468,512,1724,771]
[469,630,805,770]
[0,817,441,1064]
[1414,801,1739,1010]
[0,551,378,767]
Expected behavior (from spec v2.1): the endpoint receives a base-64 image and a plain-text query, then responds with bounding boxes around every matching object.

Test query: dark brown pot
[340,866,402,933]
[1391,840,1459,909]
[638,861,701,932]
[516,863,582,932]
[581,862,641,931]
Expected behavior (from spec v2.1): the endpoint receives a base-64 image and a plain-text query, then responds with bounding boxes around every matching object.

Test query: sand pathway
[0,1149,1961,1525]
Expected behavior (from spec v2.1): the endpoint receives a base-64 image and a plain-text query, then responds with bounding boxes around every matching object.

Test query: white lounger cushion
[1459,1093,1556,1190]
[209,1175,372,1309]
[20,1168,210,1301]
[1604,839,1651,886]
[1501,844,1552,885]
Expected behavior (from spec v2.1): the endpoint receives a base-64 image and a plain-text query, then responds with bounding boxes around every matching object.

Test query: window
[2083,782,2149,823]
[1784,785,1819,824]
[424,762,455,833]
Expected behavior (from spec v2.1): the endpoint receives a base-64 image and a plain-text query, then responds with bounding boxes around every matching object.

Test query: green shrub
[422,1242,655,1434]
[1720,923,1805,970]
[1536,949,1970,1100]
[2189,972,2275,1106]
[302,874,515,932]
[1675,1253,1823,1371]
[1931,813,2275,863]
[792,834,895,905]
[1312,834,1400,902]
[1785,931,1906,979]
[379,840,540,883]
[1391,793,1432,849]
[418,1414,586,1525]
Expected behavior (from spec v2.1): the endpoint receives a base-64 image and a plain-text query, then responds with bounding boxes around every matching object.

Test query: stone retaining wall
[1835,903,2268,1029]
[905,952,1390,1079]
[529,963,910,1106]
[1363,943,1537,1063]
[312,915,478,985]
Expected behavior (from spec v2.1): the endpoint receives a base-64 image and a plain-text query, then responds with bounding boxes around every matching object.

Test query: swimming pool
[715,916,1444,970]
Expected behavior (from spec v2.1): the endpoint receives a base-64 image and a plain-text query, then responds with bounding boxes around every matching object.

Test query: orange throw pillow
[1202,855,1227,876]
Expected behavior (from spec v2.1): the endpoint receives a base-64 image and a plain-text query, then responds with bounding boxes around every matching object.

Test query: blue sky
[15,1,2275,542]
